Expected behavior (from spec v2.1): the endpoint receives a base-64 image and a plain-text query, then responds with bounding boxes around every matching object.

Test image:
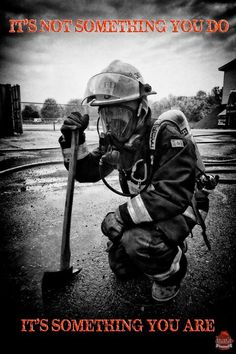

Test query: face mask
[99,105,137,143]
[98,103,145,170]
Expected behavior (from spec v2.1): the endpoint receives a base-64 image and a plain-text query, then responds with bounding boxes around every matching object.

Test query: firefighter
[59,60,211,302]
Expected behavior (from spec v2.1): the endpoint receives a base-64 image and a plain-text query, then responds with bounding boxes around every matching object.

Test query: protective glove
[101,150,120,168]
[197,174,219,191]
[60,112,89,145]
[101,208,124,243]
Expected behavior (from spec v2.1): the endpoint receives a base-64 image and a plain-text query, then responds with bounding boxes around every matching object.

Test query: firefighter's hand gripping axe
[42,129,82,287]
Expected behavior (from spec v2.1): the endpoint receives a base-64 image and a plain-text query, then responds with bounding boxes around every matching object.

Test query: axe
[42,129,82,287]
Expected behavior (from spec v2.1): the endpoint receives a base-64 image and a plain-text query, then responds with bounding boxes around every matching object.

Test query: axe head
[42,266,82,289]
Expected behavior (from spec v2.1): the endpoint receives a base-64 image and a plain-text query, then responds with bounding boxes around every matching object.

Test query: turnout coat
[59,110,203,249]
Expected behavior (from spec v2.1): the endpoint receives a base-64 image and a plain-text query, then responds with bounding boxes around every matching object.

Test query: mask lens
[99,106,134,142]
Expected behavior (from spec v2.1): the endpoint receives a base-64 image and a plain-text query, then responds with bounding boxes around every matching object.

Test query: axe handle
[60,129,79,271]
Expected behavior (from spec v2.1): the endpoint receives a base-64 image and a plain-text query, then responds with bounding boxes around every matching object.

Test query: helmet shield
[99,106,136,142]
[82,72,141,106]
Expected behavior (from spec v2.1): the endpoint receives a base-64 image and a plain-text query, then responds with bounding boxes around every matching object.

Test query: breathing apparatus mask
[100,105,136,144]
[97,106,155,196]
[81,60,157,196]
[98,102,144,152]
[96,100,151,191]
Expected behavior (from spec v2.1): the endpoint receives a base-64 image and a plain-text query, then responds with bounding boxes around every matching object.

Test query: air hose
[99,156,154,198]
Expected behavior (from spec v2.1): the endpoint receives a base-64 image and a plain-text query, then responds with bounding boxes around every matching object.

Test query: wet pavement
[0,126,236,350]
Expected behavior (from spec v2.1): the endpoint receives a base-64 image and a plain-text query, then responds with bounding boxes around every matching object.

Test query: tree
[64,98,86,117]
[178,96,208,122]
[150,97,171,117]
[196,90,207,100]
[150,85,223,125]
[207,86,222,105]
[31,110,40,118]
[22,105,40,120]
[40,98,61,119]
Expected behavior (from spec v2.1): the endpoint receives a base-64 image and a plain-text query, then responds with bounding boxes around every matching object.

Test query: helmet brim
[81,72,156,106]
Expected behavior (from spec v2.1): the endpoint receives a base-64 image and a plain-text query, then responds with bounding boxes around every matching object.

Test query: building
[218,58,236,105]
[0,84,23,136]
[217,58,236,128]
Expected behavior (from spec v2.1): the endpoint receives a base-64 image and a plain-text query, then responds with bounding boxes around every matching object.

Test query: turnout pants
[107,223,187,284]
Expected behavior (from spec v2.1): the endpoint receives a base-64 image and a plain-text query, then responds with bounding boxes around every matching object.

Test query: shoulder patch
[170,139,184,148]
[149,120,161,151]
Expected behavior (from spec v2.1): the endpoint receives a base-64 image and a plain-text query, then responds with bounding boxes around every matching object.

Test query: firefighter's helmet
[82,60,156,110]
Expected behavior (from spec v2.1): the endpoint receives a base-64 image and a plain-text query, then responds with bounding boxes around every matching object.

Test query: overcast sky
[0,0,235,105]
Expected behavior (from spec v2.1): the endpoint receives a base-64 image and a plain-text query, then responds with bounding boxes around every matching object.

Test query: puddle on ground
[2,159,234,196]
[0,168,119,194]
